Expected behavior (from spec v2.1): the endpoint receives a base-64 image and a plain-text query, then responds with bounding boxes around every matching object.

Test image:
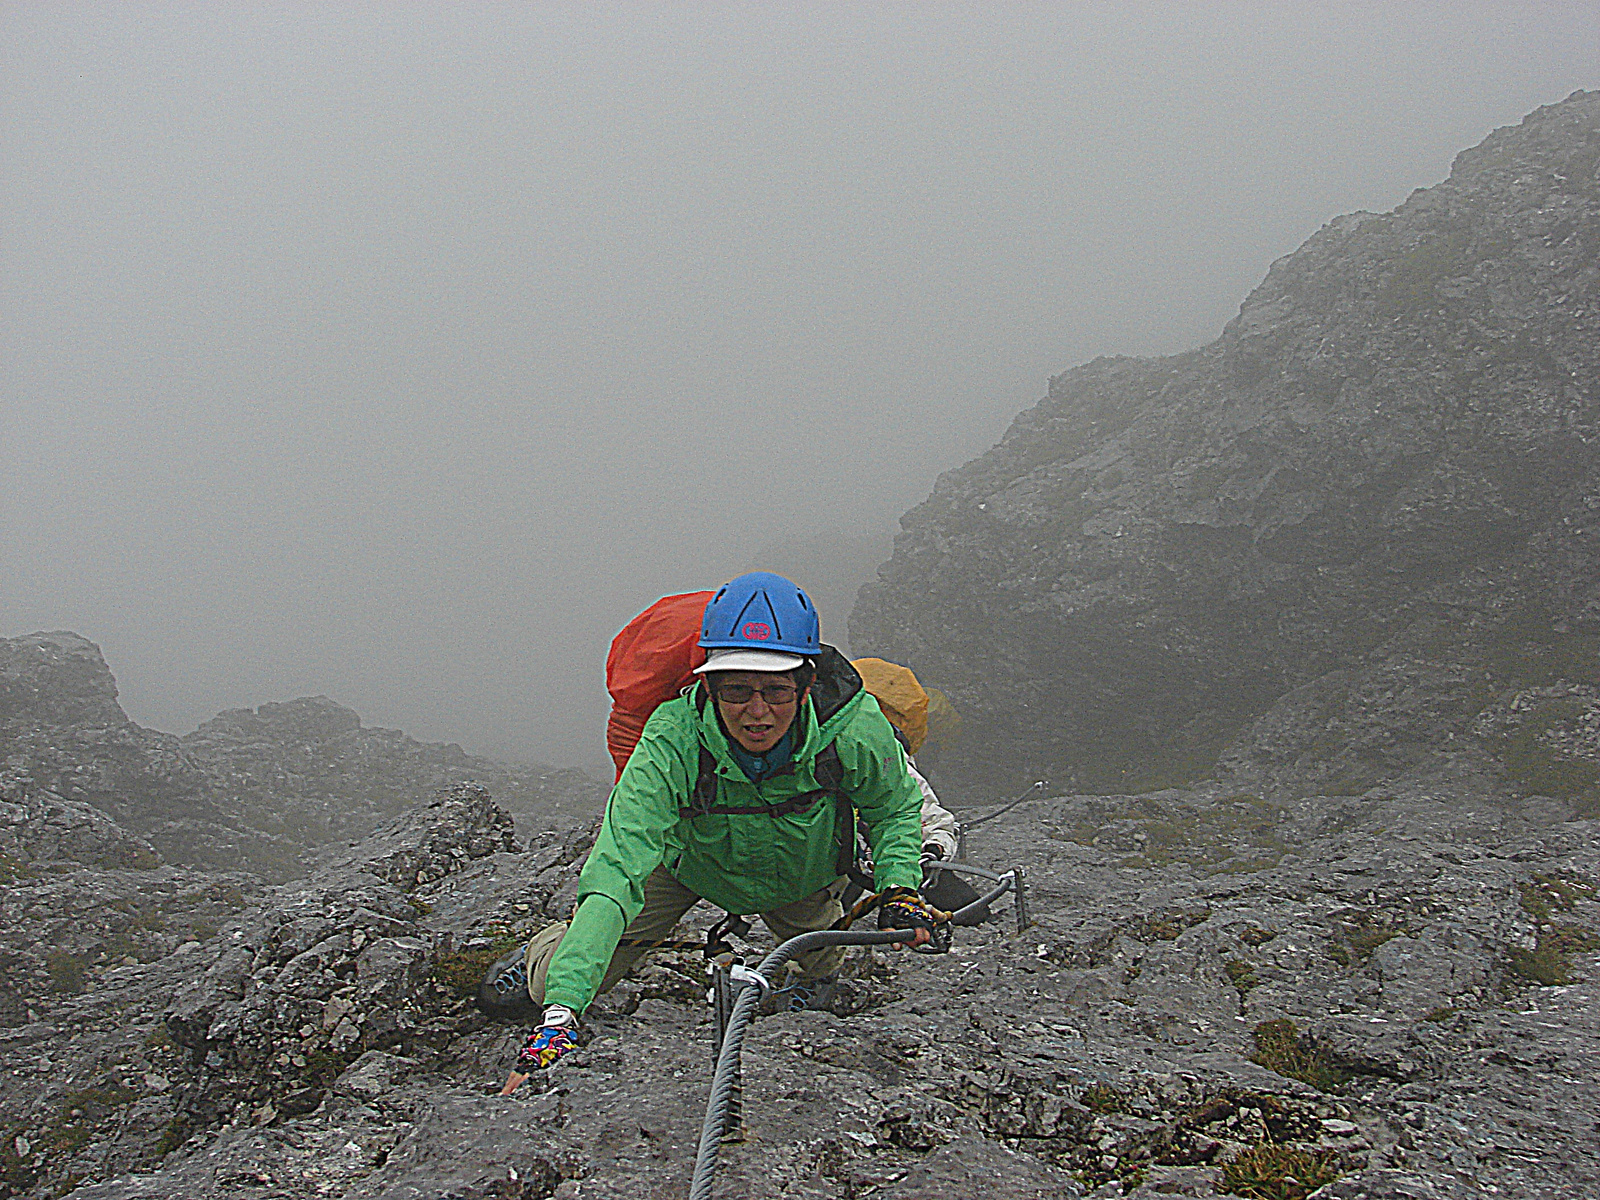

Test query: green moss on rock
[1248,1020,1351,1093]
[1225,959,1261,995]
[1080,1082,1133,1115]
[432,930,522,998]
[1507,924,1600,986]
[1221,1143,1342,1200]
[45,950,90,995]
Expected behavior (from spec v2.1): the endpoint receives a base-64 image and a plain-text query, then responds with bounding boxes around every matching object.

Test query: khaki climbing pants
[529,865,849,1007]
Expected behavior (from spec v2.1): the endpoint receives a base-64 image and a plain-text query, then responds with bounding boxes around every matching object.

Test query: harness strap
[616,912,754,959]
[615,936,711,952]
[691,744,719,813]
[685,740,845,819]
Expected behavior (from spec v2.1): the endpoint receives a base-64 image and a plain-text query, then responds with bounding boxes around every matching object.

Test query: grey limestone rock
[0,770,1589,1198]
[0,631,605,882]
[8,92,1600,1200]
[851,90,1600,803]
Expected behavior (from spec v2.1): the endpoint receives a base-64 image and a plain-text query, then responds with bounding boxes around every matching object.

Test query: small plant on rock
[1132,908,1211,942]
[1248,1020,1350,1093]
[433,929,523,998]
[45,950,90,995]
[1221,1144,1341,1200]
[1080,1082,1133,1114]
[1511,870,1600,986]
[1507,924,1600,987]
[1225,959,1260,997]
[154,1114,191,1157]
[1326,908,1410,966]
[1519,871,1598,921]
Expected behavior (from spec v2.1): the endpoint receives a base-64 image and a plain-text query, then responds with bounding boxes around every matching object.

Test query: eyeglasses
[714,683,799,706]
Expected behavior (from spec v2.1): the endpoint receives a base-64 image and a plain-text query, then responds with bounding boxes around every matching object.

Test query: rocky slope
[851,90,1600,801]
[0,636,1595,1197]
[0,632,604,880]
[0,776,1589,1199]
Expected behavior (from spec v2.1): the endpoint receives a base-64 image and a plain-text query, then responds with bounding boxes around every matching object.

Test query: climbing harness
[616,910,752,957]
[689,866,1023,1200]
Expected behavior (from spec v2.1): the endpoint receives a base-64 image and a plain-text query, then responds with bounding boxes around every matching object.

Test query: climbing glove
[516,1024,577,1072]
[877,886,940,944]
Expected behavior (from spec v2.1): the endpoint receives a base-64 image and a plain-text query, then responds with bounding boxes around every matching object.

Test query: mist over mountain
[3,14,1600,1195]
[0,631,603,881]
[854,91,1600,805]
[8,5,1598,770]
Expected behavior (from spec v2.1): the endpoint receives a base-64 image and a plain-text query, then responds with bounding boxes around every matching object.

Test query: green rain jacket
[541,657,925,1014]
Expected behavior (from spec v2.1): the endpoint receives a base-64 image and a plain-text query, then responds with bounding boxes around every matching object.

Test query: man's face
[712,670,804,754]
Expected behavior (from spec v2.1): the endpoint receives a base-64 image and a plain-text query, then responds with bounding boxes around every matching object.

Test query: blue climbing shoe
[477,939,538,1021]
[758,974,860,1016]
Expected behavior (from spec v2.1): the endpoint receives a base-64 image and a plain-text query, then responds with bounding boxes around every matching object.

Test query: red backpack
[604,591,714,780]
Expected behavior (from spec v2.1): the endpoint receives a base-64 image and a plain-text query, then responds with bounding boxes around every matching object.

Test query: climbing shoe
[476,922,568,1022]
[757,974,861,1017]
[478,940,537,1022]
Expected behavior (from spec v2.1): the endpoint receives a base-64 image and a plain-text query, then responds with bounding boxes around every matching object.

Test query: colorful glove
[877,887,939,939]
[516,1025,577,1072]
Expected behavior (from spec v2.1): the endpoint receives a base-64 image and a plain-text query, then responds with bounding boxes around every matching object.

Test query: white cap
[692,647,805,674]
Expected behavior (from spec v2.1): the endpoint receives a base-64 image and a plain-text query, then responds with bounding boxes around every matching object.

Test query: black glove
[877,887,938,938]
[921,842,945,862]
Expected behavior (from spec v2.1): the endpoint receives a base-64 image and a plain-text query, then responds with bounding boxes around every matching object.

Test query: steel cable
[688,872,1016,1199]
[960,780,1047,828]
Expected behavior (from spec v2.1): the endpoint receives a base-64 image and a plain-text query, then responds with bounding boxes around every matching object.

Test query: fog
[3,3,1596,772]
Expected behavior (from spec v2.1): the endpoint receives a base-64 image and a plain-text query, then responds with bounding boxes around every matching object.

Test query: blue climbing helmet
[697,571,821,658]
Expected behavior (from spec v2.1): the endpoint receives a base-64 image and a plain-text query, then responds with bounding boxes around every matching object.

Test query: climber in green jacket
[501,573,935,1089]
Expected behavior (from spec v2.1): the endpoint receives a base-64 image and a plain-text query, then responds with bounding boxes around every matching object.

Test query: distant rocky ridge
[853,90,1600,802]
[0,631,605,880]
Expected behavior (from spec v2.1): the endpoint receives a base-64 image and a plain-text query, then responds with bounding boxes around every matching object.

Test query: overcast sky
[4,3,1597,773]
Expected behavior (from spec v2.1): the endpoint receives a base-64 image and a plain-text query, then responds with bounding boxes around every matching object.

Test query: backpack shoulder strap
[806,646,862,725]
[683,736,845,819]
[690,744,718,816]
[813,740,868,883]
[813,740,843,791]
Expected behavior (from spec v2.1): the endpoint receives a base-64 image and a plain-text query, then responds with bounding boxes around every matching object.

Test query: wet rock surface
[0,774,1586,1200]
[0,781,601,1199]
[851,90,1600,800]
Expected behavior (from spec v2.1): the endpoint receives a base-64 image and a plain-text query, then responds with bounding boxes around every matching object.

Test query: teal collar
[726,727,795,782]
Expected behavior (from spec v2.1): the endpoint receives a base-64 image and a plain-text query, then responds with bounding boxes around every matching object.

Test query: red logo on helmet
[742,622,772,641]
